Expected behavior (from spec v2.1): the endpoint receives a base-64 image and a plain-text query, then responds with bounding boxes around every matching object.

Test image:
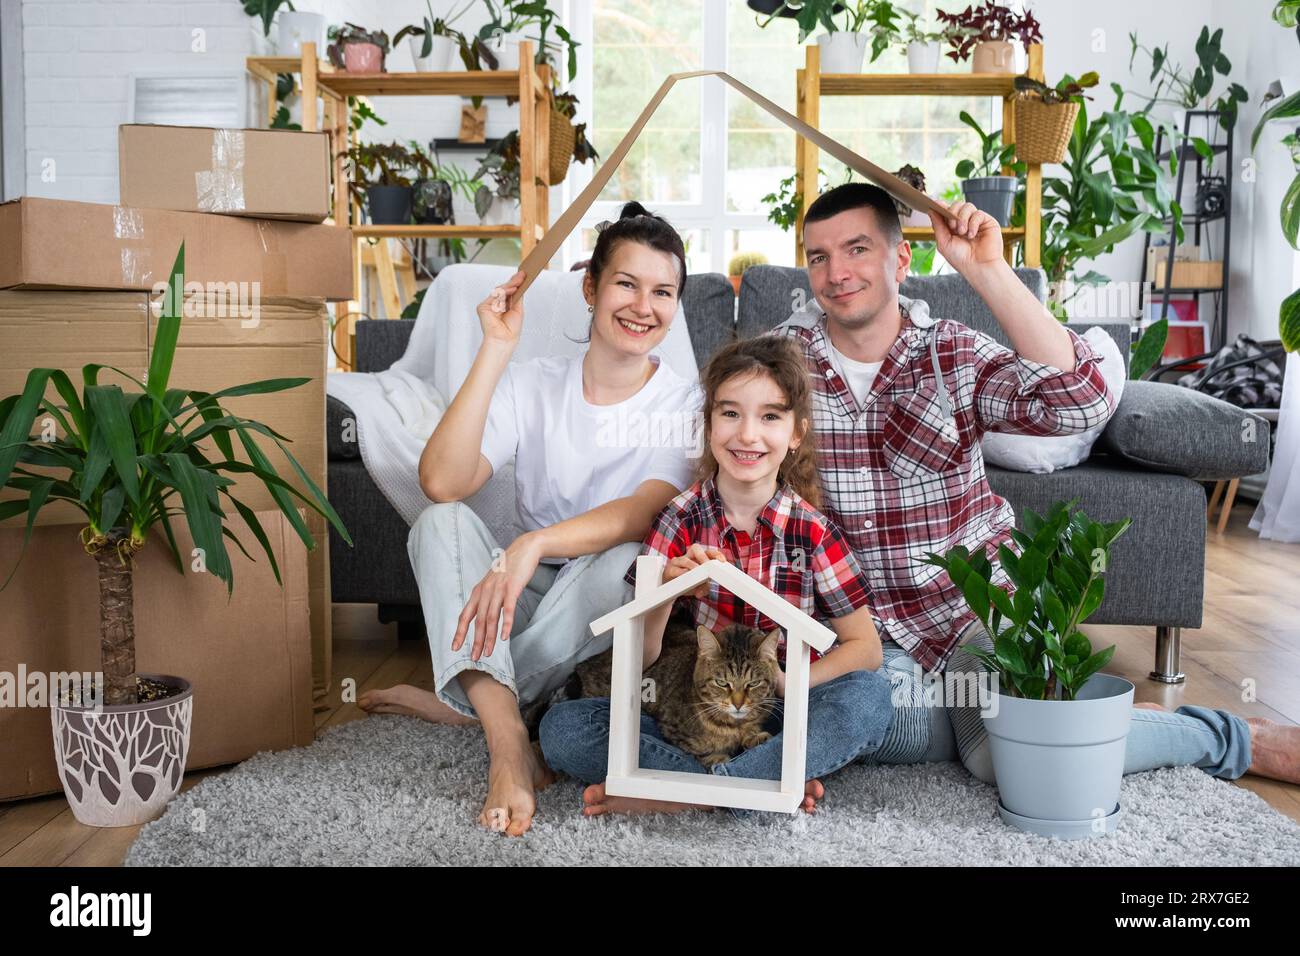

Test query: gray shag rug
[125,715,1300,866]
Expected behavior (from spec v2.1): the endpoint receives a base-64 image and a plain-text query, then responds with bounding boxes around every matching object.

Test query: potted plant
[0,246,349,827]
[327,22,390,74]
[758,1,901,74]
[923,501,1133,839]
[1011,71,1099,164]
[241,1,324,56]
[937,1,1042,74]
[1023,84,1182,374]
[1250,12,1300,352]
[474,131,522,225]
[1126,27,1249,143]
[954,110,1022,226]
[409,142,486,226]
[395,0,471,72]
[348,141,419,225]
[547,91,599,186]
[727,252,769,295]
[473,0,580,78]
[891,163,930,226]
[899,9,948,74]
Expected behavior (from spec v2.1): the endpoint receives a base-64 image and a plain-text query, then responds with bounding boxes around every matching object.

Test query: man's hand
[452,531,545,661]
[929,200,1004,274]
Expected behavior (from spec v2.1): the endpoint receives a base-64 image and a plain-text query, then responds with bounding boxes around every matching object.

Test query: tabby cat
[574,604,782,767]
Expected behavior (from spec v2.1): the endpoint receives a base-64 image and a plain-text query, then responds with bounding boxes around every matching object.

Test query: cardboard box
[0,290,334,703]
[119,124,331,223]
[0,509,313,802]
[1146,247,1223,289]
[0,197,353,300]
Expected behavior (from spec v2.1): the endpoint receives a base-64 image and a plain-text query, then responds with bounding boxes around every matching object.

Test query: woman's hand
[476,269,526,347]
[451,530,544,661]
[929,200,1003,274]
[663,543,727,598]
[773,666,786,700]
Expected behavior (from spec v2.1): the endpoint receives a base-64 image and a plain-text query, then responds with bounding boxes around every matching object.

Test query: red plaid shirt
[770,295,1115,672]
[624,475,874,664]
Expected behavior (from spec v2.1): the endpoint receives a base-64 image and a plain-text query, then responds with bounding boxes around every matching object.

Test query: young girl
[360,201,704,837]
[539,336,894,816]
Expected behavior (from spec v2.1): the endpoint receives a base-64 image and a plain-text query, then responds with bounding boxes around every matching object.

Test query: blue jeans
[875,628,1253,782]
[539,669,895,814]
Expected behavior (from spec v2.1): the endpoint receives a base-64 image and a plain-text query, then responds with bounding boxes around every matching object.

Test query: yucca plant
[922,500,1130,701]
[0,244,351,706]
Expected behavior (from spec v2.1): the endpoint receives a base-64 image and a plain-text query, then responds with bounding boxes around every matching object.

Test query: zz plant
[0,245,351,706]
[922,500,1130,701]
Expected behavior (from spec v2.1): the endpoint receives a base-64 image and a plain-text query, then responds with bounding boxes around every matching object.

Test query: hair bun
[618,200,651,220]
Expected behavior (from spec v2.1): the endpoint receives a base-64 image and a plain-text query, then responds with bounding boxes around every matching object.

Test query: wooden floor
[4,499,1299,865]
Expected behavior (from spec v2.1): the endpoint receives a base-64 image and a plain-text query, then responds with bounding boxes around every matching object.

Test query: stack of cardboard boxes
[0,124,353,801]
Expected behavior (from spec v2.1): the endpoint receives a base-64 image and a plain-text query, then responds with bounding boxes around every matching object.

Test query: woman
[360,202,704,837]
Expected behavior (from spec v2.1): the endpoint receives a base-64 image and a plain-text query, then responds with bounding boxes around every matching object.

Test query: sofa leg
[396,619,427,642]
[1149,626,1186,684]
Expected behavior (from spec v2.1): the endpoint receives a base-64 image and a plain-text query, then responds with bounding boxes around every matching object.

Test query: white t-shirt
[827,339,884,410]
[480,353,703,555]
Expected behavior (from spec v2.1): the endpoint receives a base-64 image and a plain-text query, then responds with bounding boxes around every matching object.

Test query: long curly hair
[693,336,821,510]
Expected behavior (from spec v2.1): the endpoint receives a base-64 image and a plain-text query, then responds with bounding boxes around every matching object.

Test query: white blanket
[326,263,700,545]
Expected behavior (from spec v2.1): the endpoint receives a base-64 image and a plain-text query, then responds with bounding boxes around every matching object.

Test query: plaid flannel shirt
[770,294,1116,672]
[624,476,874,664]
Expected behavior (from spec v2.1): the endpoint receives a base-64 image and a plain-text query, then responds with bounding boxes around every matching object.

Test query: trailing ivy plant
[922,500,1130,701]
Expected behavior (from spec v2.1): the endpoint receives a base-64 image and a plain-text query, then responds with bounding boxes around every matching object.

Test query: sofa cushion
[326,395,360,460]
[986,460,1205,628]
[1099,380,1271,480]
[680,272,736,367]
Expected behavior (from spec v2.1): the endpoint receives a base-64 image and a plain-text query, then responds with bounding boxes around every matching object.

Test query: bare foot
[480,733,555,837]
[1245,717,1300,785]
[800,778,825,814]
[357,684,477,726]
[580,782,710,817]
[1134,702,1168,711]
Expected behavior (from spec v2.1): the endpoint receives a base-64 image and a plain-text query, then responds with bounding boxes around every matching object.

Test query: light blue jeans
[539,669,895,815]
[407,501,641,718]
[872,624,1253,781]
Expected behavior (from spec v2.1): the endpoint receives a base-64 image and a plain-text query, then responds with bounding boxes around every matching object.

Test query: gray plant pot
[982,672,1134,839]
[961,176,1017,227]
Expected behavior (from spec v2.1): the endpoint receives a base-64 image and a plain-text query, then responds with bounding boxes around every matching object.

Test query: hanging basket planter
[1012,96,1080,164]
[548,99,577,186]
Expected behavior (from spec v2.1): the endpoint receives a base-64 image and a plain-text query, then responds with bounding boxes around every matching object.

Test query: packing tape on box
[195,128,247,214]
[255,220,290,293]
[112,206,151,287]
[513,69,950,304]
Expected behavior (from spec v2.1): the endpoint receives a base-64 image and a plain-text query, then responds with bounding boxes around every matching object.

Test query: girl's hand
[773,667,786,700]
[451,531,544,661]
[663,543,727,598]
[929,200,1002,274]
[476,270,526,347]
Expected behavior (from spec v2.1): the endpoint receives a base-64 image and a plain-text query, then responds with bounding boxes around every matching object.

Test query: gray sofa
[327,265,1270,683]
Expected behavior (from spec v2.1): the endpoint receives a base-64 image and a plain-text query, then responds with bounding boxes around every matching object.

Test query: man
[771,182,1299,786]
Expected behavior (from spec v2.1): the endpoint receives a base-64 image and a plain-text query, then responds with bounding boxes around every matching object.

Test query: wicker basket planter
[1013,96,1079,164]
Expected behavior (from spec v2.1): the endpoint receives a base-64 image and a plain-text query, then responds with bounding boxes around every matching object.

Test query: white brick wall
[19,0,534,208]
[22,0,258,202]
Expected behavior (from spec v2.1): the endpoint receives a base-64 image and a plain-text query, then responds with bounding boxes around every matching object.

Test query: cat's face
[693,624,780,722]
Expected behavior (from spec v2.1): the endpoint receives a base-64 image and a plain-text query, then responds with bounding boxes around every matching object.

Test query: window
[563,1,997,274]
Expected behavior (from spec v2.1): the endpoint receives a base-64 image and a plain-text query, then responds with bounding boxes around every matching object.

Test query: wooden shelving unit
[794,43,1045,268]
[246,41,552,367]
